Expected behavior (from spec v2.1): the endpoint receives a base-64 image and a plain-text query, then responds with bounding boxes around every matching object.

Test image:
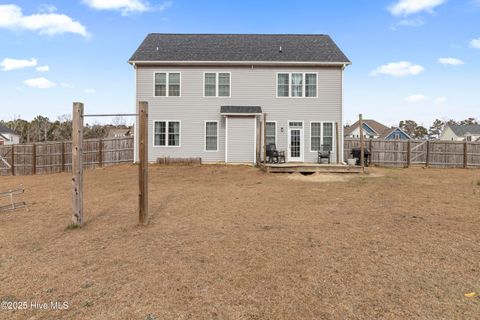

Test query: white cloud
[470,37,480,49]
[83,0,172,15]
[405,94,429,103]
[0,58,37,71]
[370,61,425,77]
[60,83,75,88]
[84,88,96,94]
[389,0,446,16]
[24,77,57,89]
[435,96,447,104]
[397,17,425,27]
[438,57,464,66]
[36,65,50,72]
[0,4,89,37]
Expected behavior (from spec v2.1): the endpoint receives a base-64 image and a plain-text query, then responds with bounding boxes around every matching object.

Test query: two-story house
[129,34,350,164]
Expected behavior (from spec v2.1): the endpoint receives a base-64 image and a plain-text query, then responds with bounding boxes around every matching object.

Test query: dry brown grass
[1,164,480,319]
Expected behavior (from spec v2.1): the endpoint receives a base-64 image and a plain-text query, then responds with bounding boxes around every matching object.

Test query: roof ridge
[147,33,328,36]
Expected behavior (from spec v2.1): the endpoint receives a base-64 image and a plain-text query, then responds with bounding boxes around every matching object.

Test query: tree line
[0,115,132,144]
[398,117,478,139]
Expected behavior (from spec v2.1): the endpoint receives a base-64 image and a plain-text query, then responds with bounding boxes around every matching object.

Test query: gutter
[128,60,352,67]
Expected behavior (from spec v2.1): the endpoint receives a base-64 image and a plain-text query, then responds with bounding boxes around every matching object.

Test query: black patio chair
[317,144,331,164]
[266,143,286,164]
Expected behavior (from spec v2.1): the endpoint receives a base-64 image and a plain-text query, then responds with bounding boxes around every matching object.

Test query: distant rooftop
[448,124,480,136]
[129,34,351,64]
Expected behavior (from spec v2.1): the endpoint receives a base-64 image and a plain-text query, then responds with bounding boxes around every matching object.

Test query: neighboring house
[440,124,480,142]
[0,123,20,145]
[107,128,132,139]
[344,119,411,140]
[129,34,350,164]
[344,119,390,139]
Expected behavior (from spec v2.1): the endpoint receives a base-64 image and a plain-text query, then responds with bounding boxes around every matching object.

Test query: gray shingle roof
[220,106,262,114]
[129,34,350,64]
[0,123,17,135]
[448,124,480,136]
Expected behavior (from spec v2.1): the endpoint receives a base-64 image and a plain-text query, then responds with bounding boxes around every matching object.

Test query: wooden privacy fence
[0,137,134,176]
[344,138,480,168]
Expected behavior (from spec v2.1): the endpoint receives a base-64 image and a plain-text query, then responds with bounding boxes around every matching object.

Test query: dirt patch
[0,165,480,319]
[283,171,383,183]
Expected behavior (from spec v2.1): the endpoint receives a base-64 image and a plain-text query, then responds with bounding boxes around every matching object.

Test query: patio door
[288,122,304,162]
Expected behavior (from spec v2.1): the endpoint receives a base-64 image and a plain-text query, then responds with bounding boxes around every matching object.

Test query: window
[154,121,180,146]
[466,136,472,142]
[277,73,317,97]
[154,72,180,97]
[311,123,321,151]
[394,133,400,140]
[311,122,334,152]
[204,72,230,97]
[323,123,333,151]
[277,74,289,97]
[205,121,218,151]
[266,122,276,146]
[291,73,303,97]
[305,73,317,97]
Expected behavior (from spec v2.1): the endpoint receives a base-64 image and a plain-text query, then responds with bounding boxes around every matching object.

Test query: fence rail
[344,138,480,168]
[0,137,134,176]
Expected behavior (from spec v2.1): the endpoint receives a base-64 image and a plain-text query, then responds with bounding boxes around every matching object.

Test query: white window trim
[265,121,277,146]
[203,72,231,98]
[153,72,182,97]
[276,72,318,98]
[204,120,219,152]
[152,120,182,147]
[309,121,335,153]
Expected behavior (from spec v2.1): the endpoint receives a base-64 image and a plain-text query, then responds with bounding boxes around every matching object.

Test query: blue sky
[0,0,479,127]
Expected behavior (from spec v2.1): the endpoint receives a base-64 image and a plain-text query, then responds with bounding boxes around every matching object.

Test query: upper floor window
[204,72,230,97]
[277,73,317,98]
[154,72,180,97]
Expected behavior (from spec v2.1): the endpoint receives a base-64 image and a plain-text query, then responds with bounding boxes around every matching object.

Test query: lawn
[1,164,479,319]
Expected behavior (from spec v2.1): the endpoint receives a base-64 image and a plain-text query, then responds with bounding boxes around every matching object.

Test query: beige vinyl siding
[136,65,343,163]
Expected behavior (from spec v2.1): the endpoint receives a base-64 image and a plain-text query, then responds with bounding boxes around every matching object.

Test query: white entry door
[288,125,303,162]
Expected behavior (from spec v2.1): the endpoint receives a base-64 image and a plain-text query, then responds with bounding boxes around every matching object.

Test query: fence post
[72,102,84,226]
[464,142,468,169]
[425,140,430,168]
[138,101,149,225]
[263,113,267,167]
[406,140,411,168]
[11,145,15,176]
[368,139,373,166]
[32,144,36,175]
[61,141,65,172]
[98,139,103,168]
[359,114,365,172]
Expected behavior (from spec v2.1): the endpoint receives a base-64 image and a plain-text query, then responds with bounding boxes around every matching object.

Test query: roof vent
[156,47,159,51]
[279,46,282,53]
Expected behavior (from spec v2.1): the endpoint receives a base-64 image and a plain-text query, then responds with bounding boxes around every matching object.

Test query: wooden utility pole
[138,101,149,225]
[335,122,340,164]
[72,102,84,226]
[263,113,267,167]
[359,114,365,173]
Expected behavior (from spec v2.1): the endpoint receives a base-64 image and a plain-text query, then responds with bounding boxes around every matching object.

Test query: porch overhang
[220,106,262,116]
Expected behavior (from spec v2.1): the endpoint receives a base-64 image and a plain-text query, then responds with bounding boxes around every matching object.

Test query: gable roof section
[0,133,10,141]
[129,34,351,65]
[0,123,17,135]
[344,119,390,136]
[381,127,412,140]
[447,124,480,136]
